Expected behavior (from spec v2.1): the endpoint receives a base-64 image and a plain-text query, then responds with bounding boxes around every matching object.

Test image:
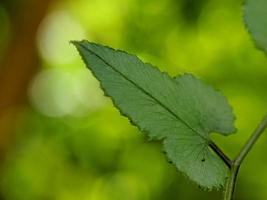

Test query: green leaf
[72,40,236,189]
[244,0,267,54]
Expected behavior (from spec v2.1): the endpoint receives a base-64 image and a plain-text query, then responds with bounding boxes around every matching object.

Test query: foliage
[244,0,267,54]
[73,41,236,189]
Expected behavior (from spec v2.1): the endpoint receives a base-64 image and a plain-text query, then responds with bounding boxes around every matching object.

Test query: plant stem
[234,114,267,166]
[224,165,239,200]
[224,113,267,200]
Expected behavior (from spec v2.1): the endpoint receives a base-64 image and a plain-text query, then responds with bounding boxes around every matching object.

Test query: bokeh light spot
[29,68,107,117]
[29,69,78,117]
[37,10,86,65]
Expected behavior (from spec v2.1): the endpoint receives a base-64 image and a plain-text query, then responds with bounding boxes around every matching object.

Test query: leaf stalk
[209,141,232,169]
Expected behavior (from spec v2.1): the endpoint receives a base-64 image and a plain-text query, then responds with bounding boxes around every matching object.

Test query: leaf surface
[73,41,236,189]
[244,0,267,53]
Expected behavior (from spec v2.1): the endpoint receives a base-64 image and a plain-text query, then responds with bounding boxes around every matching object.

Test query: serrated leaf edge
[72,40,233,189]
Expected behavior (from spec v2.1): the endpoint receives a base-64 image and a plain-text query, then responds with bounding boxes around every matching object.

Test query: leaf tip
[70,40,86,48]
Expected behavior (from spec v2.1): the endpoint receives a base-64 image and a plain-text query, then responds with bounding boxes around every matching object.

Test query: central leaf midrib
[80,43,205,139]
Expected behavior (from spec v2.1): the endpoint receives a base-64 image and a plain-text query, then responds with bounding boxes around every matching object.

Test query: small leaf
[244,0,267,54]
[72,40,236,189]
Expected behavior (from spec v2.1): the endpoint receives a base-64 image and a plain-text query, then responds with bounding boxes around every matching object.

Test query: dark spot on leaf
[201,158,205,162]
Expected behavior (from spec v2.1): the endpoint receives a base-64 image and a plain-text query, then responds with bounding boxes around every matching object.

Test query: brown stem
[0,0,54,161]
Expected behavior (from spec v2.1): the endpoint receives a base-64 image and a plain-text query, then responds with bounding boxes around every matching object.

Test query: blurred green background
[0,0,267,199]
